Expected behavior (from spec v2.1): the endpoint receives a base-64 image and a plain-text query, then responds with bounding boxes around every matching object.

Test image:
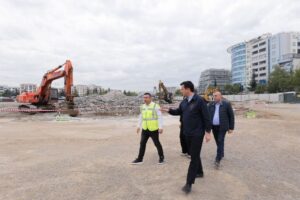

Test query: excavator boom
[158,80,173,104]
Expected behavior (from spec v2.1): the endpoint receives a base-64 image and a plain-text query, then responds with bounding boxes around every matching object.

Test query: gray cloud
[0,0,299,90]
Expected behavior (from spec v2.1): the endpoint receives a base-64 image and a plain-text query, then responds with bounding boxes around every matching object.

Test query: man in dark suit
[179,115,189,156]
[208,91,235,168]
[179,99,190,157]
[161,81,211,194]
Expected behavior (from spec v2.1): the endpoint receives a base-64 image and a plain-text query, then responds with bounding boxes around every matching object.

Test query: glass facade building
[227,43,246,87]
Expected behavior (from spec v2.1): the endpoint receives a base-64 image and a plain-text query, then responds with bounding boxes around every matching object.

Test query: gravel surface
[0,103,299,200]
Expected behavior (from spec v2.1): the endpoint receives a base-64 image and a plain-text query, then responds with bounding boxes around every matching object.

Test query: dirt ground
[0,103,299,200]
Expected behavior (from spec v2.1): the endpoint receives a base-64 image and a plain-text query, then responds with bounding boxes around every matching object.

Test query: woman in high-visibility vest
[131,92,164,165]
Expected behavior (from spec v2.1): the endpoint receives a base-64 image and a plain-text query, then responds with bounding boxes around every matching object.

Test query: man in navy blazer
[161,81,211,194]
[208,91,235,168]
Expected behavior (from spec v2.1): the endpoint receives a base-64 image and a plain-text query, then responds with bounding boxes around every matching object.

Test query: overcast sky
[0,0,299,91]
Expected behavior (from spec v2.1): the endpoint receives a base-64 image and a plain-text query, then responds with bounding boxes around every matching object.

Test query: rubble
[231,102,250,116]
[74,90,143,116]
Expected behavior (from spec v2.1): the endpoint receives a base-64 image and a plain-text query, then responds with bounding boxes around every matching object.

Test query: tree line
[224,66,300,94]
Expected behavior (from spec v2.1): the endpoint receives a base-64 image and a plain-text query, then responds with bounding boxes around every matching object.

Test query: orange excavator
[17,60,78,116]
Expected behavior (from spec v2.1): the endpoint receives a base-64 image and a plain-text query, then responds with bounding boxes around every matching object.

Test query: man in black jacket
[208,91,235,168]
[161,81,211,194]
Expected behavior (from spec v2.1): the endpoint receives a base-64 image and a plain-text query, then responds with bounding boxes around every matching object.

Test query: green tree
[268,66,293,93]
[232,84,242,94]
[213,78,217,87]
[93,88,98,94]
[2,89,12,97]
[99,88,108,95]
[248,72,257,92]
[255,84,267,94]
[292,69,300,92]
[174,89,181,96]
[224,84,233,94]
[124,90,138,96]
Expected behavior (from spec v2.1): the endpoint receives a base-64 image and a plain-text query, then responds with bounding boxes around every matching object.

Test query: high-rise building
[228,32,300,88]
[248,33,271,85]
[227,43,247,87]
[198,68,231,94]
[269,32,300,71]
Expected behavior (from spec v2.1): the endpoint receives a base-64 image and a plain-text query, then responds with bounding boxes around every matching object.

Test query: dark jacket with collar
[208,100,235,131]
[169,94,211,136]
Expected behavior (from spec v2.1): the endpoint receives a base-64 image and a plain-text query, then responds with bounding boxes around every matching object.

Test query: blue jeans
[212,126,227,161]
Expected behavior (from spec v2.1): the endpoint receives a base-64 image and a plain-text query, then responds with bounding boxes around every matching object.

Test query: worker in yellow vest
[131,92,164,165]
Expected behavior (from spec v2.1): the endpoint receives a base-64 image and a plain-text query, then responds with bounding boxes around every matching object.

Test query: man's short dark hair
[180,81,195,92]
[143,92,152,97]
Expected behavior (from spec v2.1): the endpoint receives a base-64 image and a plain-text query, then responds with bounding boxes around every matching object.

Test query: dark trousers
[212,125,227,161]
[137,129,164,160]
[180,125,189,154]
[185,134,204,185]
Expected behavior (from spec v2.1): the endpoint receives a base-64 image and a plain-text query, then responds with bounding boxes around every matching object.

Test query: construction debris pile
[74,91,143,116]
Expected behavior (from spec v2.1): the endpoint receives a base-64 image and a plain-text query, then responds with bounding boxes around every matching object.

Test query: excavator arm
[158,80,173,104]
[37,60,73,105]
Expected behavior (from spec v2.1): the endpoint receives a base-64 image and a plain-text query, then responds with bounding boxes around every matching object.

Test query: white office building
[73,85,89,96]
[73,84,102,96]
[228,32,300,87]
[20,83,37,93]
[248,33,271,85]
[269,32,300,71]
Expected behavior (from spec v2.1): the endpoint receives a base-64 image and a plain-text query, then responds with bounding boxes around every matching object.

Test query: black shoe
[214,159,220,169]
[158,157,165,165]
[181,152,188,156]
[216,155,222,160]
[196,173,204,178]
[182,183,192,194]
[131,158,143,165]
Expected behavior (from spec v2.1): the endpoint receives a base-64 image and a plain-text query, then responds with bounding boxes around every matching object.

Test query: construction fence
[223,92,300,103]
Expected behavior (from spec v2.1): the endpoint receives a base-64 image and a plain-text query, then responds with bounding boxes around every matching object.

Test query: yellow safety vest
[141,102,160,131]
